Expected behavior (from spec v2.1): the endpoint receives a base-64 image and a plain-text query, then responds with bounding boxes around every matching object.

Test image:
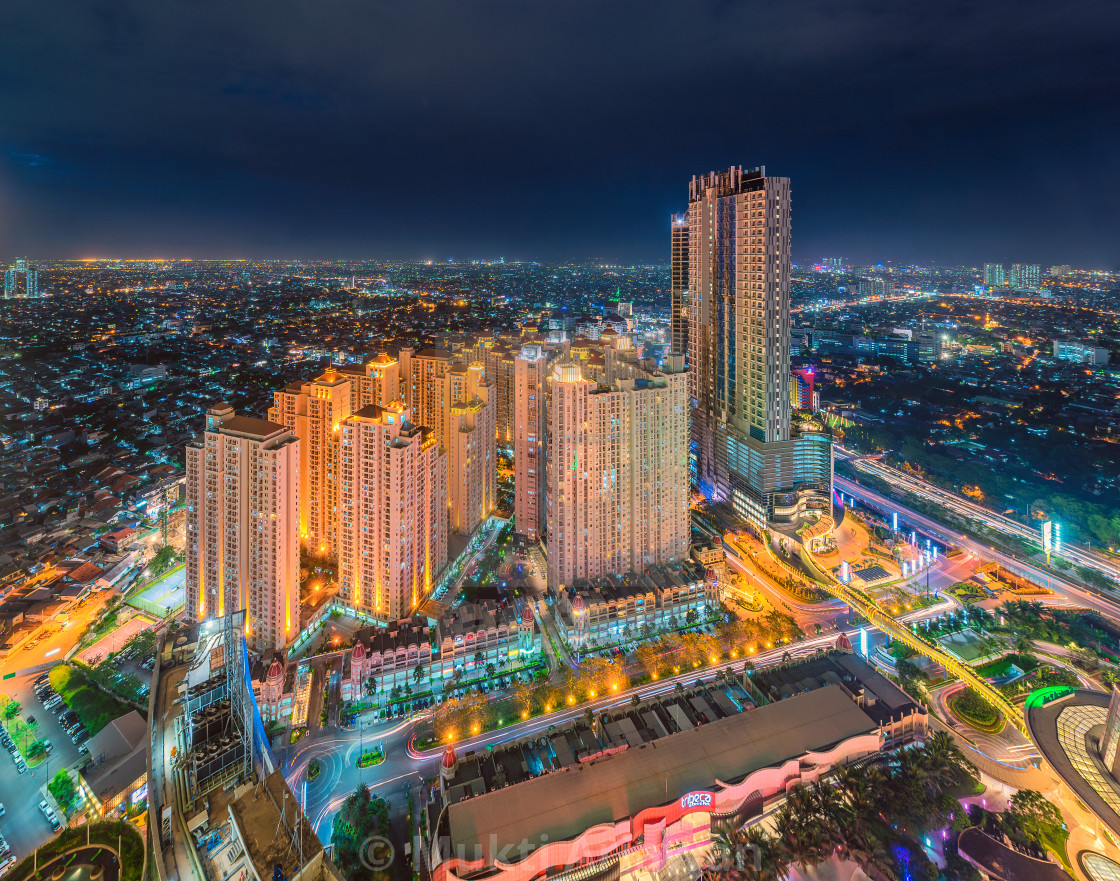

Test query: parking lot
[0,673,93,864]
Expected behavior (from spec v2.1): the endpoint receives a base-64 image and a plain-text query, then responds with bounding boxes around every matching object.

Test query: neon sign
[680,791,713,810]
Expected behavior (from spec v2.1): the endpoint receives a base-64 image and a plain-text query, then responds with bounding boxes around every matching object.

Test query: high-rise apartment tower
[4,259,38,299]
[185,404,300,654]
[338,403,448,622]
[670,214,689,355]
[983,263,1006,287]
[685,166,832,525]
[513,344,549,544]
[546,355,689,587]
[269,368,352,558]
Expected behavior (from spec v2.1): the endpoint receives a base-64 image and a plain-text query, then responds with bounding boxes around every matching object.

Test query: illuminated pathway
[812,572,1028,734]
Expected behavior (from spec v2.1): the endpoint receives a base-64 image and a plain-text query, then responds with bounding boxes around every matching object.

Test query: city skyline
[2,0,1120,872]
[1,1,1118,266]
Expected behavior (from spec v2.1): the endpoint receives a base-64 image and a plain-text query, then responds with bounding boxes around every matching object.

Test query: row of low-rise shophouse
[253,563,720,723]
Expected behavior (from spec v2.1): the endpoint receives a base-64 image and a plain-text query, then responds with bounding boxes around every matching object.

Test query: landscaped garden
[4,820,144,881]
[356,747,385,768]
[949,685,1004,732]
[949,581,988,603]
[330,784,391,881]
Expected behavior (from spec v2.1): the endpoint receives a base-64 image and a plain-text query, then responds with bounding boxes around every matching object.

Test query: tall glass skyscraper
[684,166,832,526]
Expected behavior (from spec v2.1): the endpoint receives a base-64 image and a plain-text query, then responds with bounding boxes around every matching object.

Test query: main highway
[849,455,1120,582]
[835,473,1120,621]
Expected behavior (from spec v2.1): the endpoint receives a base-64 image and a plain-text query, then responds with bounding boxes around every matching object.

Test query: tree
[48,769,78,812]
[330,783,389,881]
[149,544,179,577]
[685,608,700,626]
[1007,788,1068,851]
[1012,632,1036,658]
[4,701,18,720]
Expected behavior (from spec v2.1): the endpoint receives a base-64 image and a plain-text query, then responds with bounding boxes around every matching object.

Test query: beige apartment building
[268,367,352,558]
[545,353,689,589]
[513,344,549,544]
[404,350,497,535]
[338,403,448,622]
[339,352,400,412]
[185,403,300,655]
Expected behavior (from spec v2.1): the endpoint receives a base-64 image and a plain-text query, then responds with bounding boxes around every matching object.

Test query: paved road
[282,596,955,846]
[836,475,1120,620]
[0,673,90,864]
[0,586,122,676]
[850,456,1120,583]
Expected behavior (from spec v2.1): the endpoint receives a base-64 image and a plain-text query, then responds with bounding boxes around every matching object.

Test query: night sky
[1,1,1118,266]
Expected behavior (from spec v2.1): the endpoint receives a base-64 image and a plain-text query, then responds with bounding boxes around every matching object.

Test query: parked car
[38,801,61,832]
[14,759,26,774]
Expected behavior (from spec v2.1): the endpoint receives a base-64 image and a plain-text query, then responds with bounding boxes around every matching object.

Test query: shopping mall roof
[446,684,877,862]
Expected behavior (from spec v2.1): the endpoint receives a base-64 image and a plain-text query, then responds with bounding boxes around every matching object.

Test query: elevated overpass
[822,578,1027,735]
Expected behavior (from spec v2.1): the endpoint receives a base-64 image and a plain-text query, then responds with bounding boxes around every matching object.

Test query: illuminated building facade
[338,403,447,622]
[446,364,497,534]
[1008,263,1041,290]
[185,404,300,654]
[670,213,689,355]
[4,258,38,299]
[545,354,688,588]
[340,351,401,412]
[513,344,549,544]
[983,263,1006,286]
[268,367,353,557]
[685,166,832,525]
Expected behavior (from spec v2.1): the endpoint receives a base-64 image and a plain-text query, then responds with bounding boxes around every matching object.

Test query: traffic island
[356,747,385,769]
[949,686,1006,733]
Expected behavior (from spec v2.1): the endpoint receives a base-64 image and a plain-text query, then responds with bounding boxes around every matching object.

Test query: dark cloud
[0,0,1117,265]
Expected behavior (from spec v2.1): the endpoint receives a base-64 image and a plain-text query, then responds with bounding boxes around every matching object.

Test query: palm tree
[771,793,821,873]
[808,781,845,857]
[705,825,786,881]
[835,764,883,843]
[1013,632,1036,658]
[980,635,1005,659]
